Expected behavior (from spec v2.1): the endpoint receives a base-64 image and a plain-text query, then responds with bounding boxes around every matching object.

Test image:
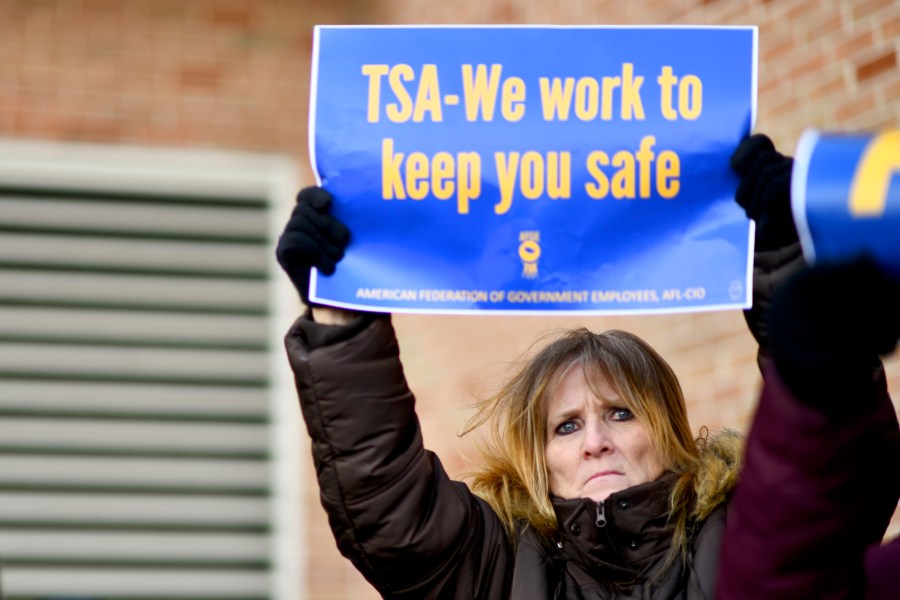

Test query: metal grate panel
[0,142,301,600]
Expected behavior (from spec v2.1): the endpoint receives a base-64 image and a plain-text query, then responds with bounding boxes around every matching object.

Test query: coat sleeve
[285,314,513,598]
[715,364,900,600]
[743,241,805,371]
[865,536,900,600]
[685,504,727,599]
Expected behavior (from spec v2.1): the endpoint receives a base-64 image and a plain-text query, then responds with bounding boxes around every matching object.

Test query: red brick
[714,1,761,25]
[806,72,847,99]
[884,79,900,105]
[834,92,876,121]
[638,0,693,24]
[866,111,899,131]
[856,49,897,82]
[209,5,256,28]
[801,11,843,44]
[836,30,874,59]
[178,65,222,90]
[64,115,123,143]
[758,76,782,97]
[787,0,820,22]
[883,13,900,39]
[762,34,797,65]
[788,51,830,81]
[853,0,896,21]
[0,94,15,133]
[770,96,800,120]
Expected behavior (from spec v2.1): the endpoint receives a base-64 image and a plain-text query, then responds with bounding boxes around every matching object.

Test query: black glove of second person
[731,134,798,251]
[276,187,350,306]
[769,256,900,409]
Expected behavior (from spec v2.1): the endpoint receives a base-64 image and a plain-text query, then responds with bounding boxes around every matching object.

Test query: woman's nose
[581,423,611,457]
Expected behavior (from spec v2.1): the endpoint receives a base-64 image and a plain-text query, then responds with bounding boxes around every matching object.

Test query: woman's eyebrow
[547,407,580,424]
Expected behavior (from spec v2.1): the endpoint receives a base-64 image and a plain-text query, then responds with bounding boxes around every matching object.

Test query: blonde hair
[463,328,742,571]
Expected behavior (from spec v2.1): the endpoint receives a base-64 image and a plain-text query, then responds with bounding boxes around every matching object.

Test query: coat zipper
[595,499,607,527]
[595,499,626,562]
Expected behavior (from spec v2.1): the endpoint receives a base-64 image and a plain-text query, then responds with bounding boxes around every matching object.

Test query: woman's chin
[583,479,629,502]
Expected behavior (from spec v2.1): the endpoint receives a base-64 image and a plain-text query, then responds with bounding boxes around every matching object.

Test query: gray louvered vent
[0,143,301,600]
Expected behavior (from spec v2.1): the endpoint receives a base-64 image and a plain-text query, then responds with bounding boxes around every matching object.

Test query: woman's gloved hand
[768,256,900,408]
[275,186,350,305]
[731,133,798,251]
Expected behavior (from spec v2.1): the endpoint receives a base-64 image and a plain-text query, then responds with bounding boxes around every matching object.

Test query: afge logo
[849,129,900,218]
[795,128,900,274]
[519,231,541,278]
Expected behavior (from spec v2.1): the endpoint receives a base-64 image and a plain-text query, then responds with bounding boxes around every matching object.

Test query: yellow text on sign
[381,138,482,214]
[361,63,526,123]
[494,151,571,215]
[585,135,681,199]
[849,129,900,217]
[538,63,645,121]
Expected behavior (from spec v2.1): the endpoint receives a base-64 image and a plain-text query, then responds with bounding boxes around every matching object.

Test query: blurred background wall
[0,0,897,598]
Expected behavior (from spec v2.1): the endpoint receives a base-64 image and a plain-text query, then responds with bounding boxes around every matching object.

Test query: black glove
[768,256,900,409]
[731,134,798,251]
[275,186,350,305]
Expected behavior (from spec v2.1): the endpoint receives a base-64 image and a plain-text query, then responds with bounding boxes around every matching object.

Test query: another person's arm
[717,259,900,600]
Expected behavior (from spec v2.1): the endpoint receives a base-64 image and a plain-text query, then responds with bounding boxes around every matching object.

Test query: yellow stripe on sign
[849,129,900,217]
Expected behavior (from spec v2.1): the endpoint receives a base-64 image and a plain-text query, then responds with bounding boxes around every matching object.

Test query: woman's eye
[555,420,578,435]
[610,408,634,421]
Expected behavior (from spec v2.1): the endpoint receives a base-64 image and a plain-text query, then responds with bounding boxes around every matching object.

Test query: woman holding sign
[276,183,756,598]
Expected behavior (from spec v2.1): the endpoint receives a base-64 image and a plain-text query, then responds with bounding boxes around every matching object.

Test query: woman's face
[545,365,665,501]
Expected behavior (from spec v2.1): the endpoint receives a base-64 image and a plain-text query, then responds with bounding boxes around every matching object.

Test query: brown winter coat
[286,314,733,599]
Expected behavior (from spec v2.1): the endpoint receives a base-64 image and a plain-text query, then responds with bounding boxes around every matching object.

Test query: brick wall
[1,0,898,598]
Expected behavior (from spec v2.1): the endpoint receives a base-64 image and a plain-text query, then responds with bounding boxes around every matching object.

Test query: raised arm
[730,134,805,368]
[276,188,512,598]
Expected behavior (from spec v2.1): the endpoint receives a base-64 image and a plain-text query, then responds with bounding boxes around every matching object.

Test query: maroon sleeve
[865,537,900,599]
[716,364,900,600]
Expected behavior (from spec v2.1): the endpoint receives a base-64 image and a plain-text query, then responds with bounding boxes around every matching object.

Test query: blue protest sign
[793,128,900,279]
[309,25,756,314]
